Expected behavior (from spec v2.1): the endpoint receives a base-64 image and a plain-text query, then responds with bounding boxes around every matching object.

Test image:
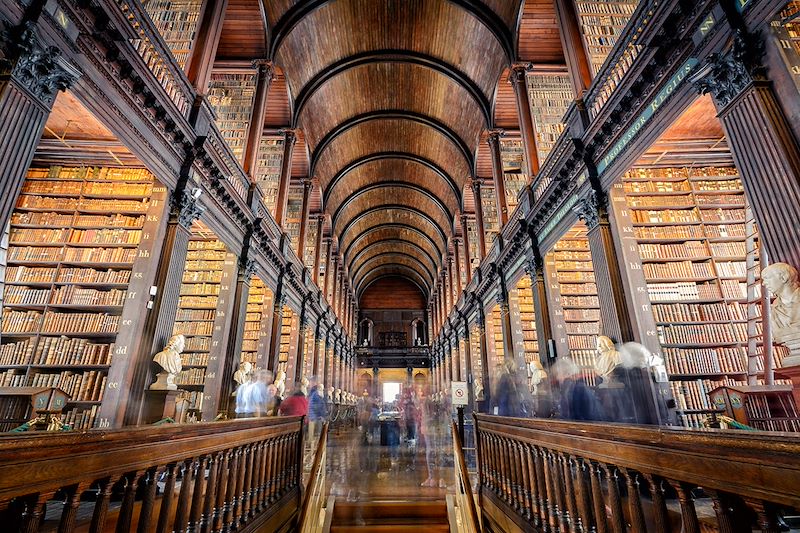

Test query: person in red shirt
[278,387,309,417]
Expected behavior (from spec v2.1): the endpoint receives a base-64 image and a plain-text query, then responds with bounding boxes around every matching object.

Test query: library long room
[0,0,800,532]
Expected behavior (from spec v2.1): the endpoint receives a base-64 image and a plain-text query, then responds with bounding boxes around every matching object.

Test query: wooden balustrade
[0,417,304,533]
[297,422,328,533]
[474,414,800,533]
[452,422,481,533]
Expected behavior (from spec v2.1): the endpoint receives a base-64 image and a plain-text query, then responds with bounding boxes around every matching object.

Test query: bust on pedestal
[594,336,623,389]
[150,335,185,390]
[763,263,800,367]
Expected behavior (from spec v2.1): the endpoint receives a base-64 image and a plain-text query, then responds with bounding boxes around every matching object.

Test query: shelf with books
[255,136,284,217]
[277,306,294,378]
[480,183,499,246]
[469,325,485,402]
[285,185,303,255]
[207,72,258,164]
[544,223,600,387]
[525,71,572,163]
[141,0,203,69]
[574,0,640,75]
[487,305,504,376]
[0,165,161,430]
[616,163,776,427]
[510,274,539,366]
[239,276,270,370]
[499,138,528,215]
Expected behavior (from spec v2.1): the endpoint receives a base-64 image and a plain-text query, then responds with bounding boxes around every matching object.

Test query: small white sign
[451,381,468,406]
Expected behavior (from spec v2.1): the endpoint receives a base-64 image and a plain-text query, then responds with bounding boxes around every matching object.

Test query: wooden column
[695,39,800,267]
[497,281,516,364]
[477,305,491,409]
[453,238,463,295]
[274,130,297,227]
[242,62,274,177]
[487,130,510,227]
[294,302,308,385]
[471,179,488,260]
[0,22,78,232]
[296,178,312,259]
[460,214,473,284]
[312,319,323,377]
[448,255,456,309]
[575,192,635,343]
[185,0,228,93]
[461,319,476,412]
[553,0,593,97]
[267,273,286,373]
[451,332,461,381]
[220,258,257,413]
[323,238,333,300]
[322,329,331,391]
[312,215,324,285]
[509,64,540,177]
[527,247,555,365]
[330,256,339,312]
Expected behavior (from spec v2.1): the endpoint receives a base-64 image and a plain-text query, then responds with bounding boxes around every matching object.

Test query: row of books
[21,181,152,197]
[657,323,747,345]
[565,322,600,335]
[556,270,595,282]
[664,346,746,375]
[40,312,120,334]
[182,270,222,283]
[625,166,739,180]
[62,405,99,430]
[176,368,206,385]
[17,195,149,213]
[568,335,598,350]
[178,295,218,308]
[55,267,131,284]
[51,286,126,306]
[25,166,153,182]
[180,283,220,296]
[8,246,137,263]
[185,260,226,271]
[30,370,106,402]
[643,260,714,280]
[651,301,748,323]
[647,281,721,302]
[670,378,739,411]
[638,241,708,259]
[561,295,600,308]
[181,353,209,366]
[68,229,142,245]
[175,308,216,321]
[4,286,50,305]
[173,321,214,336]
[553,250,591,261]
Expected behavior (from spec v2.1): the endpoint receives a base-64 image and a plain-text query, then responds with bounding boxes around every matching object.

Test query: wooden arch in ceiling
[269,0,522,300]
[344,225,444,271]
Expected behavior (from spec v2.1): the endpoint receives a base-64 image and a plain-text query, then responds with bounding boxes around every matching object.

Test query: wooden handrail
[0,416,305,532]
[297,422,329,532]
[452,422,481,533]
[474,414,800,533]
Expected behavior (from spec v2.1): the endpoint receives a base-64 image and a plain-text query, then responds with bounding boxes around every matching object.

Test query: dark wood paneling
[360,276,426,309]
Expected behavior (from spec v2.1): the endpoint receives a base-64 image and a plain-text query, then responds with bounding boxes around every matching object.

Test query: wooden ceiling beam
[270,0,514,63]
[330,182,454,234]
[343,224,444,268]
[323,151,462,207]
[357,268,431,301]
[311,110,474,178]
[348,239,438,280]
[292,50,492,128]
[338,205,449,252]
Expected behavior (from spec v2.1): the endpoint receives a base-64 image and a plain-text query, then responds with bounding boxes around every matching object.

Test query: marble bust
[594,336,622,388]
[274,370,287,400]
[762,262,800,367]
[151,334,185,390]
[233,361,253,386]
[527,360,548,393]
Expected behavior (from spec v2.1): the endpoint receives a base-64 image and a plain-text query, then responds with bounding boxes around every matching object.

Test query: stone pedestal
[776,363,800,414]
[141,390,181,424]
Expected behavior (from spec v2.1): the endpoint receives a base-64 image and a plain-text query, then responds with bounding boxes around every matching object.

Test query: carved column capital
[508,62,531,84]
[573,191,607,231]
[693,30,766,110]
[0,21,79,106]
[171,186,206,229]
[238,257,257,280]
[470,178,482,195]
[486,129,505,147]
[280,128,298,146]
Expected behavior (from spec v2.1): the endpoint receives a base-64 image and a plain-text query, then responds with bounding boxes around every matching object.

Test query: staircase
[329,500,450,533]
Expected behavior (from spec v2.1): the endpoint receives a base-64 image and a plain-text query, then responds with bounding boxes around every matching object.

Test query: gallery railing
[0,416,304,533]
[474,414,800,533]
[297,422,329,533]
[453,421,481,533]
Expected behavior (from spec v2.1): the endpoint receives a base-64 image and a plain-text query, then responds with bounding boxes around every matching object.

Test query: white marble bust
[151,334,185,390]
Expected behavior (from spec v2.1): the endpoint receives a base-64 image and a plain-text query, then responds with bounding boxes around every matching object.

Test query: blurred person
[308,378,328,442]
[235,371,255,417]
[613,342,668,425]
[419,385,447,488]
[493,359,528,417]
[249,369,274,417]
[278,385,309,417]
[552,357,603,422]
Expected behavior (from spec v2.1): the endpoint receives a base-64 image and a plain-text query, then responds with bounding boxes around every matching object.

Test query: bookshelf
[545,223,600,386]
[458,337,468,385]
[255,136,285,217]
[284,185,303,255]
[239,276,273,372]
[207,72,258,164]
[510,275,539,366]
[172,224,237,421]
[469,325,485,401]
[465,218,481,273]
[771,1,800,95]
[525,72,572,163]
[0,165,162,430]
[141,0,202,69]
[615,164,789,428]
[304,219,317,272]
[480,184,500,246]
[276,307,294,378]
[487,305,505,378]
[500,138,528,215]
[574,0,640,75]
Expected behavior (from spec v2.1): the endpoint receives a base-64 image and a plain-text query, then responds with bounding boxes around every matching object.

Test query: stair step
[332,501,448,522]
[330,524,450,533]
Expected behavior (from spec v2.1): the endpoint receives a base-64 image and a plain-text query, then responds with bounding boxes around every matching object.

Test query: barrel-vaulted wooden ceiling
[217,0,564,302]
